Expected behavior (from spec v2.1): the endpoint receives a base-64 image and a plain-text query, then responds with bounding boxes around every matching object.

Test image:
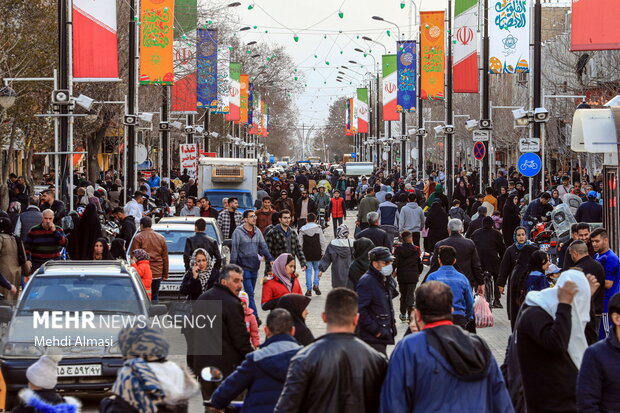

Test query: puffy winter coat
[356,266,397,345]
[319,239,354,288]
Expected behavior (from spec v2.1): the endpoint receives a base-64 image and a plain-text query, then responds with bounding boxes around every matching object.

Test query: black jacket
[471,220,506,276]
[465,215,485,238]
[393,243,422,284]
[273,333,388,413]
[501,195,521,248]
[183,232,222,276]
[355,266,397,345]
[577,332,620,412]
[118,215,137,247]
[355,225,389,248]
[573,255,606,344]
[193,284,254,376]
[295,197,317,220]
[180,269,216,301]
[575,200,602,224]
[425,203,449,252]
[429,233,484,287]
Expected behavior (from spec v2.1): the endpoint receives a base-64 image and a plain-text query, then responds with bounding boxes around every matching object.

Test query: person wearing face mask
[294,189,316,228]
[355,247,397,355]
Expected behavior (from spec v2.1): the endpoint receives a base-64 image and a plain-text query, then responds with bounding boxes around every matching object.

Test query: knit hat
[336,224,349,239]
[26,350,63,389]
[133,249,150,262]
[239,291,249,306]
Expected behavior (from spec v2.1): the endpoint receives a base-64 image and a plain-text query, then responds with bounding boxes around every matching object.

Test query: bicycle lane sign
[517,152,542,177]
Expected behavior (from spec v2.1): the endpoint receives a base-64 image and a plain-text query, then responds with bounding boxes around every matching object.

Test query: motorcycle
[147,197,171,223]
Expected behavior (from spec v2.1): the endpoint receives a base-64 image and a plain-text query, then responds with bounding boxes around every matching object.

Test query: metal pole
[204,109,210,152]
[446,0,454,200]
[161,86,169,179]
[482,0,490,189]
[58,0,70,206]
[127,0,137,194]
[67,0,75,211]
[401,112,407,177]
[376,72,381,167]
[417,33,424,181]
[387,121,392,168]
[186,114,194,144]
[532,0,542,194]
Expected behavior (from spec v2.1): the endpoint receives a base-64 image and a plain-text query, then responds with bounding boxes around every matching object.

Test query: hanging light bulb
[293,33,299,42]
[326,61,330,65]
[248,2,254,9]
[338,9,344,18]
[400,0,405,9]
[386,30,391,37]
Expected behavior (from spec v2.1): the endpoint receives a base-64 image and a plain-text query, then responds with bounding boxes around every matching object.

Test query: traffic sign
[473,130,490,142]
[519,137,540,152]
[351,152,357,158]
[473,141,486,160]
[518,152,542,177]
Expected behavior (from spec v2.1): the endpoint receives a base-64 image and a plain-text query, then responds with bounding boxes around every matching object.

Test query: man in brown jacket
[130,216,168,303]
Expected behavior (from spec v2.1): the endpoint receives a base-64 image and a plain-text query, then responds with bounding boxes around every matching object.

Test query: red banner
[572,0,620,51]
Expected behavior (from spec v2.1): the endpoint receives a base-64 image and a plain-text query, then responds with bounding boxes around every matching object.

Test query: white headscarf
[524,269,591,368]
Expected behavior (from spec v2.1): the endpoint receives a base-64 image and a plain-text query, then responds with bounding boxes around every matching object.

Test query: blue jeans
[305,261,320,291]
[151,278,161,304]
[243,270,259,316]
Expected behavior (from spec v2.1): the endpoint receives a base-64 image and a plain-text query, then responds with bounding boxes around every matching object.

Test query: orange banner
[240,74,249,124]
[139,0,175,85]
[420,11,445,100]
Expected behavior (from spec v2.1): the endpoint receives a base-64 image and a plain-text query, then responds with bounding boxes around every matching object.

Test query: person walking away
[424,200,449,252]
[101,326,199,413]
[398,192,425,247]
[261,254,303,310]
[294,190,316,228]
[329,190,346,237]
[14,197,42,240]
[426,183,449,212]
[516,269,597,413]
[471,216,506,308]
[348,237,375,289]
[216,197,243,240]
[591,228,620,339]
[67,204,102,260]
[0,215,26,301]
[130,217,168,304]
[425,246,475,330]
[180,196,201,217]
[483,186,498,211]
[318,224,354,289]
[357,187,380,230]
[273,288,388,413]
[577,292,620,411]
[575,191,603,224]
[356,212,390,248]
[356,247,397,355]
[275,294,314,346]
[569,240,606,344]
[524,250,551,292]
[13,351,81,413]
[377,193,399,249]
[502,194,521,248]
[448,199,470,228]
[298,213,327,297]
[24,209,67,276]
[465,206,487,238]
[265,210,307,273]
[256,197,276,234]
[230,210,274,318]
[131,249,152,299]
[379,281,513,413]
[209,309,303,412]
[393,231,422,322]
[239,291,260,348]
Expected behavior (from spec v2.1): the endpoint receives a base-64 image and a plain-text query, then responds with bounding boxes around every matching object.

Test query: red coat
[132,260,152,299]
[330,197,346,219]
[261,276,303,305]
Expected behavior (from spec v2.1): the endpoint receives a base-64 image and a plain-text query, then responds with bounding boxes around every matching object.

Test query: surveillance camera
[52,89,71,105]
[171,121,183,129]
[75,94,95,111]
[604,95,620,107]
[408,128,417,135]
[417,128,427,136]
[210,131,219,138]
[465,119,478,131]
[479,119,492,129]
[434,125,444,135]
[123,115,138,126]
[158,122,170,131]
[139,112,154,123]
[195,126,204,134]
[534,107,550,122]
[444,125,455,134]
[512,108,528,120]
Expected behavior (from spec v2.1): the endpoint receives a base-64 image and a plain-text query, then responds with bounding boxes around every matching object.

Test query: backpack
[302,232,322,261]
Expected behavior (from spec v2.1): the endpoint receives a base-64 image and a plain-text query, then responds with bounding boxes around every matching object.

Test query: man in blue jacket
[210,309,302,413]
[379,281,514,413]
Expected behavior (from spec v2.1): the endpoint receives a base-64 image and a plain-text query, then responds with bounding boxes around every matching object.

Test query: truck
[197,157,257,212]
[345,161,374,177]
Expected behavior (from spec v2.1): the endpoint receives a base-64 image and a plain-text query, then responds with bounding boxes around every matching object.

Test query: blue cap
[588,191,597,199]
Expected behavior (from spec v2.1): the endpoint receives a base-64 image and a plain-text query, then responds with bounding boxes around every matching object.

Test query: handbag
[387,276,399,299]
[474,294,494,328]
[421,227,429,238]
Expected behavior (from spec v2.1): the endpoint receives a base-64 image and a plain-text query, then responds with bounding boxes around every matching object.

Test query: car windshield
[205,191,253,209]
[19,276,142,314]
[157,230,195,254]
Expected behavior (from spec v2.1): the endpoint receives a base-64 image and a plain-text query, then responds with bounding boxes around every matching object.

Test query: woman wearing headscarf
[525,250,551,292]
[424,200,449,252]
[318,224,354,288]
[0,215,25,301]
[180,248,215,301]
[453,180,469,207]
[261,253,303,310]
[92,237,112,260]
[101,326,199,413]
[516,269,596,413]
[67,204,102,260]
[347,237,375,289]
[501,194,521,248]
[86,185,102,212]
[496,186,509,216]
[426,183,449,212]
[274,293,314,346]
[550,188,563,207]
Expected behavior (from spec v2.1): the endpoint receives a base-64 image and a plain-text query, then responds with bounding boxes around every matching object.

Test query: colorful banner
[571,0,620,51]
[250,94,260,134]
[420,11,445,100]
[454,0,479,92]
[489,0,531,74]
[225,62,241,122]
[258,100,265,135]
[261,102,269,137]
[196,29,218,108]
[171,0,197,112]
[139,0,175,85]
[397,41,417,112]
[248,82,254,126]
[382,55,399,121]
[240,75,250,124]
[72,0,119,79]
[345,98,353,136]
[213,46,230,114]
[180,143,198,179]
[357,88,369,133]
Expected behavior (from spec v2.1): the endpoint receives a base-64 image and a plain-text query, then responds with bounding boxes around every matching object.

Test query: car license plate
[160,283,180,291]
[57,364,101,377]
[540,244,550,252]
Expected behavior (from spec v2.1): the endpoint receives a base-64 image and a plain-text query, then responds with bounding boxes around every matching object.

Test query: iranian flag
[382,55,399,121]
[72,0,119,79]
[453,0,478,93]
[357,88,369,133]
[225,62,241,121]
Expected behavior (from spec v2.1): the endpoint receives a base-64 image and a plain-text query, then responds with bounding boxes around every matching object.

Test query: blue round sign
[518,153,542,177]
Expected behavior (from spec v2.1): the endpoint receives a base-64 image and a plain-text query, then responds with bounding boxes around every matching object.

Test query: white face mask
[380,264,393,276]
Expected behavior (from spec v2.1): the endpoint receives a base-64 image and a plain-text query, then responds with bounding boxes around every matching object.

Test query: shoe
[257,318,262,327]
[492,300,503,309]
[313,285,321,295]
[305,290,312,297]
[399,314,407,322]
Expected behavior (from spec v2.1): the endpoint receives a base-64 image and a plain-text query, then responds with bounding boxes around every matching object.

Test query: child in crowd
[240,291,260,348]
[491,210,503,231]
[131,249,152,300]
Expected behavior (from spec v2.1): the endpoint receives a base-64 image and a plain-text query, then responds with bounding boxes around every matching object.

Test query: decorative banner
[196,29,218,108]
[171,0,197,112]
[454,0,479,92]
[248,82,254,126]
[225,62,241,122]
[382,55,399,121]
[571,0,620,51]
[258,100,265,135]
[139,0,175,85]
[345,98,353,136]
[261,102,269,137]
[240,75,249,124]
[213,46,230,114]
[249,93,259,134]
[72,0,119,79]
[357,88,369,133]
[420,11,445,100]
[489,0,531,74]
[180,143,198,179]
[396,41,417,112]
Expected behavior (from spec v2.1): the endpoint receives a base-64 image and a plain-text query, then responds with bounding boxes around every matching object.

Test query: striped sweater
[24,224,67,262]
